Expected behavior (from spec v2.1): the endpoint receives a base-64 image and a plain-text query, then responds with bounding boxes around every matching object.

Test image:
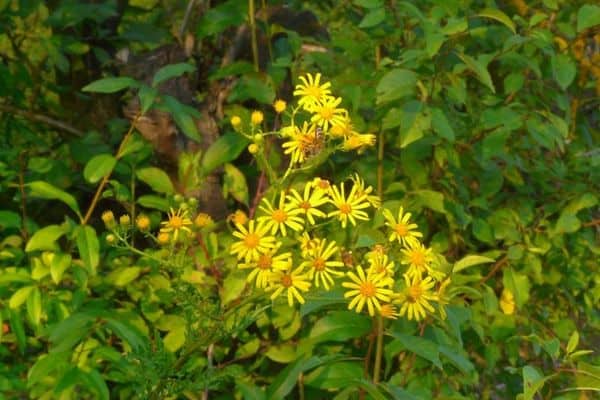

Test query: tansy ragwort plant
[229,73,458,383]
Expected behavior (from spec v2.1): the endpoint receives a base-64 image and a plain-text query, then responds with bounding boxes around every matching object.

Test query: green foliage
[1,0,599,399]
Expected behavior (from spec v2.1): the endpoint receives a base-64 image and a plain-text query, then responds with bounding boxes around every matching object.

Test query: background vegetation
[0,0,599,399]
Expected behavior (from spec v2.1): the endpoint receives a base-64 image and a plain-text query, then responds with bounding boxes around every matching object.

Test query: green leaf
[456,53,495,93]
[163,95,201,141]
[202,132,249,175]
[478,8,516,34]
[223,163,249,205]
[9,285,34,309]
[453,255,495,273]
[105,317,149,352]
[0,210,21,230]
[136,167,174,194]
[388,333,442,368]
[431,107,455,142]
[228,76,276,104]
[109,267,142,287]
[304,361,363,389]
[265,344,298,364]
[9,309,26,354]
[138,85,159,114]
[196,0,246,38]
[413,189,445,213]
[82,77,138,93]
[400,109,431,148]
[26,287,42,327]
[51,253,72,284]
[82,369,110,400]
[152,63,195,87]
[267,355,341,399]
[521,365,553,400]
[28,353,70,385]
[358,7,385,28]
[577,4,600,33]
[25,224,68,252]
[83,154,116,184]
[163,325,186,352]
[376,69,417,104]
[75,225,100,274]
[503,267,530,308]
[49,312,96,353]
[551,53,576,90]
[309,311,371,343]
[555,213,580,234]
[137,195,170,211]
[54,367,81,394]
[566,330,579,354]
[28,181,81,218]
[220,270,247,305]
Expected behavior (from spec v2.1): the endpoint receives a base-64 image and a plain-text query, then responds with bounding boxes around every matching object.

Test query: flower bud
[119,214,131,226]
[157,232,170,245]
[194,212,213,228]
[248,143,259,154]
[230,115,242,128]
[106,234,117,244]
[273,99,286,113]
[101,211,116,229]
[136,214,151,231]
[250,110,264,125]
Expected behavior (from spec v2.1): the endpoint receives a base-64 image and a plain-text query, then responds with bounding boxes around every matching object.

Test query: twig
[179,0,196,39]
[0,103,84,137]
[582,219,600,227]
[18,152,29,240]
[479,256,509,285]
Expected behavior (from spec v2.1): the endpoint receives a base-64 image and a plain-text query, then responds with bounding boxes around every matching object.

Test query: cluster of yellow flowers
[230,175,452,322]
[229,73,376,168]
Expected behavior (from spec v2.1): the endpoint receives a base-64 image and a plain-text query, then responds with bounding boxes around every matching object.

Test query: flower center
[299,201,311,210]
[244,233,259,249]
[312,257,326,271]
[408,284,422,302]
[319,106,334,120]
[257,254,272,270]
[170,215,183,228]
[360,282,376,298]
[410,250,425,266]
[394,223,408,236]
[272,209,288,223]
[306,86,322,99]
[281,274,293,287]
[339,203,352,215]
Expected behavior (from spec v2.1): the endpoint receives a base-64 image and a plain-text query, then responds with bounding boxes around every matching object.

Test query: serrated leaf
[136,167,174,194]
[28,181,81,218]
[9,285,34,309]
[82,77,138,93]
[83,154,116,184]
[478,8,516,34]
[456,53,495,93]
[202,132,249,175]
[453,255,495,273]
[152,63,195,87]
[25,224,68,252]
[75,225,99,274]
[399,110,430,148]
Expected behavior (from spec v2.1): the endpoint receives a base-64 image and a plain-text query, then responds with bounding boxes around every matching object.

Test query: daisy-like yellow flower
[379,303,399,319]
[366,252,395,284]
[300,238,344,290]
[500,288,515,315]
[293,73,332,111]
[282,122,322,165]
[251,110,264,125]
[239,247,291,289]
[228,209,248,226]
[257,192,304,236]
[310,96,347,132]
[400,240,434,279]
[136,214,151,231]
[194,212,213,228]
[230,220,277,262]
[396,274,438,321]
[268,265,312,306]
[298,232,321,257]
[157,232,170,245]
[329,116,353,138]
[327,182,371,228]
[350,173,381,208]
[160,207,193,241]
[342,265,394,316]
[383,207,422,247]
[310,177,332,193]
[342,133,376,152]
[273,99,287,113]
[286,183,328,225]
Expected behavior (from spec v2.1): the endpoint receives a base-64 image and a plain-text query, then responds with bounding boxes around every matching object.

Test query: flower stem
[248,0,259,72]
[373,315,384,384]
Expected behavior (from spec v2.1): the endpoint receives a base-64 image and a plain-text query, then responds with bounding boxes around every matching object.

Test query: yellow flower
[157,232,170,245]
[343,265,394,316]
[379,303,399,319]
[257,192,304,236]
[251,110,264,125]
[230,115,242,128]
[101,211,116,229]
[382,206,422,246]
[500,288,515,315]
[329,116,352,138]
[436,278,451,320]
[300,238,345,290]
[366,252,395,284]
[286,183,328,225]
[327,182,371,228]
[310,96,347,132]
[310,177,332,193]
[396,274,437,321]
[248,143,259,154]
[228,209,248,226]
[350,173,381,208]
[268,265,312,306]
[106,234,117,244]
[273,99,287,113]
[400,240,434,279]
[293,73,332,111]
[282,122,322,165]
[239,246,291,289]
[342,133,376,152]
[136,214,151,231]
[230,220,277,262]
[298,232,321,257]
[194,213,213,228]
[119,214,131,226]
[160,207,193,241]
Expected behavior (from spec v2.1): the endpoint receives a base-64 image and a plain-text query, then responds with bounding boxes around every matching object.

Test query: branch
[0,103,84,137]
